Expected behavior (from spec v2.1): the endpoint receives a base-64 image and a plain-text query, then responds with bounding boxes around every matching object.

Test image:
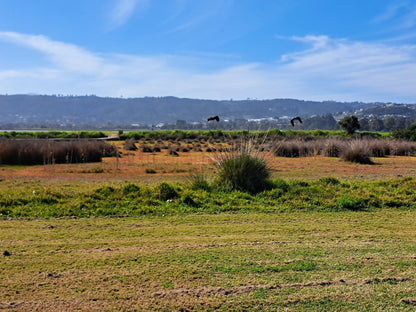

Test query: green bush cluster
[1,177,415,218]
[119,129,388,142]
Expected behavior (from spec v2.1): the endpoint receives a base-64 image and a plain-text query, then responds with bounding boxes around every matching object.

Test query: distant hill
[357,104,416,118]
[0,94,381,128]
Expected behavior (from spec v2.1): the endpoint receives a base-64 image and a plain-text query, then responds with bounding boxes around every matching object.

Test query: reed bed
[271,138,416,158]
[0,139,117,165]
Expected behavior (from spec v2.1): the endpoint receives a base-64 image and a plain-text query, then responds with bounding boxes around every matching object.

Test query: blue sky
[1,0,416,102]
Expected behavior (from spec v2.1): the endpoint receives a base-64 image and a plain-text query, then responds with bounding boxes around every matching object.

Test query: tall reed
[0,139,117,165]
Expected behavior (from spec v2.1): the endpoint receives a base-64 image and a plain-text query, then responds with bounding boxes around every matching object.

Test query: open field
[1,142,416,183]
[1,134,416,310]
[1,212,415,311]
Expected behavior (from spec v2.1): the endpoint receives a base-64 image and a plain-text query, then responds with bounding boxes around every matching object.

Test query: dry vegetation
[1,136,416,183]
[1,132,416,311]
[0,139,117,165]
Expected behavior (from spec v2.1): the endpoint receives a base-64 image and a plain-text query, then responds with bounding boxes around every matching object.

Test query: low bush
[271,179,290,192]
[157,182,178,201]
[181,193,200,207]
[337,196,367,211]
[123,183,140,195]
[319,177,340,185]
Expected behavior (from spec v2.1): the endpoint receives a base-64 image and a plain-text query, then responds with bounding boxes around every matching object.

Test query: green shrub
[392,123,416,141]
[123,183,140,195]
[181,193,199,207]
[337,196,366,211]
[95,186,115,197]
[157,182,178,201]
[319,177,340,185]
[272,179,290,192]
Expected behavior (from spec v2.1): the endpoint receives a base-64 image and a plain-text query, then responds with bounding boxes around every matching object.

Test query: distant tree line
[1,114,415,132]
[157,114,416,132]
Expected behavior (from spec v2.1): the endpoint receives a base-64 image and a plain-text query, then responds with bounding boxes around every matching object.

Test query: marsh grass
[0,139,117,165]
[270,138,416,165]
[340,140,374,164]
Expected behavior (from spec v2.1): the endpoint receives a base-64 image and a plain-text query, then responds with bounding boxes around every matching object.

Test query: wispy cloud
[372,1,416,30]
[164,0,232,34]
[109,0,147,29]
[278,35,416,101]
[1,31,416,102]
[0,31,103,74]
[372,2,408,24]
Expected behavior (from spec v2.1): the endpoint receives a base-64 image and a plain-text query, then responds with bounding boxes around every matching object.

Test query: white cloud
[0,31,104,74]
[109,0,147,29]
[372,1,416,33]
[1,31,416,102]
[279,36,416,101]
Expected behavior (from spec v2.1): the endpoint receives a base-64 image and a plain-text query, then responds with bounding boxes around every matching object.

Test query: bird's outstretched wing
[290,116,302,127]
[207,115,220,122]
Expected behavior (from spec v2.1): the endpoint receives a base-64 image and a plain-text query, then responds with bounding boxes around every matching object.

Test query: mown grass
[1,211,415,311]
[1,177,416,218]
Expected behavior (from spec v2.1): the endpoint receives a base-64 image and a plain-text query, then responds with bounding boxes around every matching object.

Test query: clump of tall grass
[212,135,272,194]
[124,138,138,151]
[340,141,374,164]
[0,139,117,165]
[273,139,338,157]
[321,138,344,157]
[273,140,304,157]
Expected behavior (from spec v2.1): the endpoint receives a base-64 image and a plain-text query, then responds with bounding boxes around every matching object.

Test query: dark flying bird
[290,116,302,127]
[207,115,220,122]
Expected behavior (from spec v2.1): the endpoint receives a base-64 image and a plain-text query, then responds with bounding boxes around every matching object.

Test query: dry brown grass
[1,138,416,185]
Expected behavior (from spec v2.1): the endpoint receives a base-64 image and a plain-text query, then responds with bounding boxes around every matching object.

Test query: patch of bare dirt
[151,277,412,298]
[401,297,416,305]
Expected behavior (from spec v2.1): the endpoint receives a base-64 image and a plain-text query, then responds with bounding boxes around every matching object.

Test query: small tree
[339,115,360,135]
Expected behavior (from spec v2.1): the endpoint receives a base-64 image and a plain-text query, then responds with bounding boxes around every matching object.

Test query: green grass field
[1,211,415,311]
